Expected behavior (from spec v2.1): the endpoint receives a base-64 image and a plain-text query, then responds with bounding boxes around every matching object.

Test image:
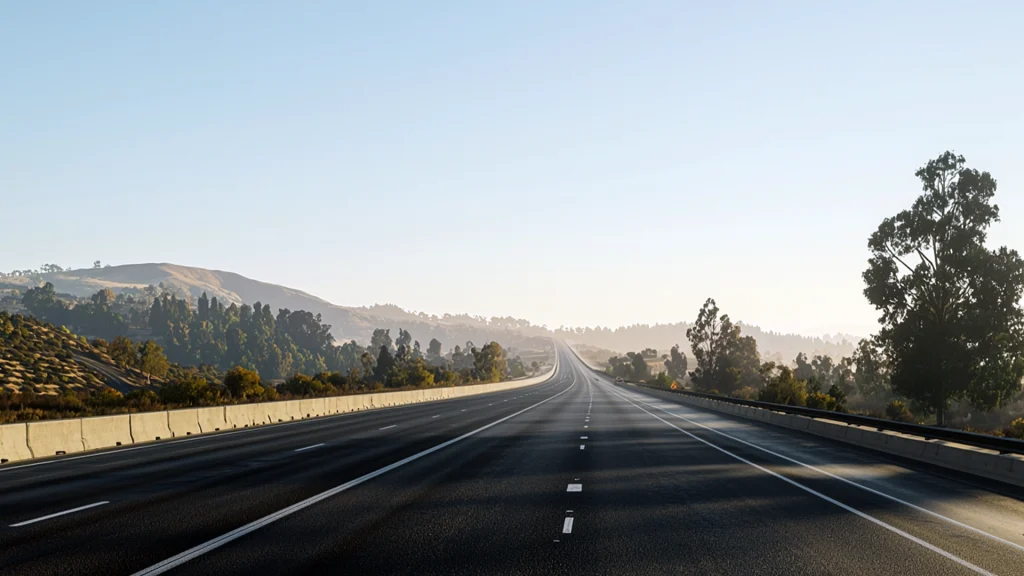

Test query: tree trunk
[936,405,945,427]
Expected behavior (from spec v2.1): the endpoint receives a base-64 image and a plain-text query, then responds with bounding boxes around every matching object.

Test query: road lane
[0,366,569,576]
[3,344,1024,575]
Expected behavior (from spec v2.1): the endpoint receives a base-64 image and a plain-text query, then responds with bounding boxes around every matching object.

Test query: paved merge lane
[2,345,1023,575]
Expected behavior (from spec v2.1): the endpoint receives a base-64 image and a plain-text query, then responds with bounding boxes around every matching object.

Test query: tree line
[673,152,1024,436]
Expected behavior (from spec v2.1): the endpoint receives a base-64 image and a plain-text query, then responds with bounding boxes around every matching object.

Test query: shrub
[1003,418,1024,440]
[759,367,807,406]
[885,400,914,422]
[730,386,758,400]
[805,392,836,411]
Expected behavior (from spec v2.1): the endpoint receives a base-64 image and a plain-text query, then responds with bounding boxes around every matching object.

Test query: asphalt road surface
[2,343,1023,575]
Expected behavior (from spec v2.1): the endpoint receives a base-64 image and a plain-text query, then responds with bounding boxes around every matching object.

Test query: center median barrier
[264,399,299,424]
[0,423,32,463]
[298,398,327,419]
[224,404,259,428]
[1,349,558,465]
[131,411,172,442]
[27,419,85,457]
[81,414,133,450]
[167,408,202,437]
[197,406,228,433]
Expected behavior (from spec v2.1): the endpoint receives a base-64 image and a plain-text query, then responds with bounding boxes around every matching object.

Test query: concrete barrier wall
[167,409,202,437]
[27,419,85,457]
[0,423,32,463]
[131,411,172,442]
[81,415,133,450]
[299,398,327,419]
[0,355,557,465]
[225,404,258,428]
[648,388,1024,489]
[264,400,296,424]
[197,406,228,433]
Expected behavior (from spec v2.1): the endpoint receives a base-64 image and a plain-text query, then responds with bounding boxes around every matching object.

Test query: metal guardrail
[567,349,1024,456]
[632,382,1024,456]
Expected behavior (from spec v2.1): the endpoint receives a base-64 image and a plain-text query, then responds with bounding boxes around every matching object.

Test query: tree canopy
[863,151,1024,424]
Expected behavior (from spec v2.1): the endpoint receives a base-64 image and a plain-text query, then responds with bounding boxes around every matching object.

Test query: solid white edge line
[623,386,1024,556]
[603,383,996,576]
[131,367,576,576]
[10,501,110,527]
[293,443,325,453]
[562,517,574,534]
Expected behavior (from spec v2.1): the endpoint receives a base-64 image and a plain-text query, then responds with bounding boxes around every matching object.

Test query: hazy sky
[3,1,1023,338]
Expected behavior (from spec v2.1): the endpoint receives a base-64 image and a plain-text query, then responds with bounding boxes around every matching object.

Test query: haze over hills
[1,263,859,362]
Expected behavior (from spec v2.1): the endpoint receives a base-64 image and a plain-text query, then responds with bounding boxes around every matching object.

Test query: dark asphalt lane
[3,345,1024,575]
[0,365,570,576]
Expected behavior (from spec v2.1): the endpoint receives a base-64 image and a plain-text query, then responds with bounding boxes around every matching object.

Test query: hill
[0,312,146,395]
[2,264,553,350]
[2,263,858,363]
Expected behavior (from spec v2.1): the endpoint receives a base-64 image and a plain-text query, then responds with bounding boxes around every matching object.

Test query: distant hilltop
[1,262,858,362]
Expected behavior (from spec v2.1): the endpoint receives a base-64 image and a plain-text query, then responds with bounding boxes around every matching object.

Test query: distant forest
[16,283,545,382]
[554,322,857,365]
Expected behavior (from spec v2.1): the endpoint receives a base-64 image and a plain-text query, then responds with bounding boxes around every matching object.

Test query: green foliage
[223,366,264,400]
[607,351,651,381]
[426,338,444,365]
[473,342,506,383]
[759,367,807,406]
[507,355,527,379]
[138,340,169,383]
[730,386,758,400]
[1003,418,1024,439]
[647,371,672,388]
[805,391,835,411]
[850,338,890,398]
[159,375,220,406]
[686,298,762,394]
[109,336,137,369]
[663,344,688,381]
[864,152,1024,424]
[884,400,915,423]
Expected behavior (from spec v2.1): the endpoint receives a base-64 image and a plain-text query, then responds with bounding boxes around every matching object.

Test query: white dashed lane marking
[294,443,324,452]
[10,501,110,527]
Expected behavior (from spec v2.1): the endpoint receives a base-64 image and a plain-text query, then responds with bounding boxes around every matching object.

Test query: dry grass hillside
[0,312,142,395]
[4,264,553,350]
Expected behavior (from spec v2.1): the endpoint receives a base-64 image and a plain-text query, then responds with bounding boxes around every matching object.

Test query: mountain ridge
[2,263,860,361]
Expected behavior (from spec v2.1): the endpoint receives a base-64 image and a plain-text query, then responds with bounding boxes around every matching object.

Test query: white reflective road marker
[294,443,324,452]
[10,501,110,527]
[562,517,574,533]
[579,445,585,450]
[567,484,582,492]
[378,425,397,430]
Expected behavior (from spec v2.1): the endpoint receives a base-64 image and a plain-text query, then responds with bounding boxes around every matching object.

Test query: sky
[3,1,1023,338]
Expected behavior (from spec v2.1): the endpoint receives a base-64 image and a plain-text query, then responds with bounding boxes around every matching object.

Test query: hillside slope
[5,263,856,361]
[0,312,144,394]
[6,264,550,350]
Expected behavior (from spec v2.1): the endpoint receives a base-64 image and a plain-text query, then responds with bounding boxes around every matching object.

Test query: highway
[2,344,1024,575]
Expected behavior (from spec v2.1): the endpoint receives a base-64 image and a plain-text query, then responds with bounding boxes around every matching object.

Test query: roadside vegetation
[605,152,1024,439]
[1,309,542,424]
